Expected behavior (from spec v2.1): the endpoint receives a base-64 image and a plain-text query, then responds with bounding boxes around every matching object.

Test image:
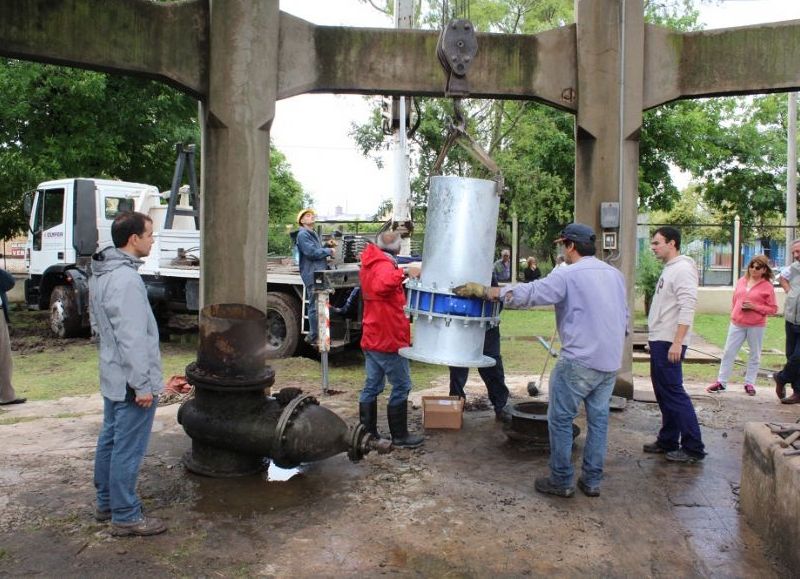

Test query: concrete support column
[574,0,644,396]
[200,0,278,311]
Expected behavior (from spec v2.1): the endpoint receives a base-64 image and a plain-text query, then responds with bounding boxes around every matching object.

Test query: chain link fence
[638,222,735,287]
[740,225,798,274]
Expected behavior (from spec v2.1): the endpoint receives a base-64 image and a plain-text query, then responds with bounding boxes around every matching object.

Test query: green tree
[0,60,198,237]
[354,0,786,263]
[268,146,311,255]
[697,95,788,229]
[0,60,308,244]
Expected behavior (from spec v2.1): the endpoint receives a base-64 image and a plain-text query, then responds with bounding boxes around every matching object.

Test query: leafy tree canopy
[0,60,307,244]
[0,60,198,237]
[353,0,793,261]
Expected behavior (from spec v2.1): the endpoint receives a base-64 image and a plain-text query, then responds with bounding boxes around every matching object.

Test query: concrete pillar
[200,0,278,311]
[574,0,644,396]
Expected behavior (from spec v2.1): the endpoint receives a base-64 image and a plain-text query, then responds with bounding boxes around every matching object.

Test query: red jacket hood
[360,243,392,267]
[359,243,409,353]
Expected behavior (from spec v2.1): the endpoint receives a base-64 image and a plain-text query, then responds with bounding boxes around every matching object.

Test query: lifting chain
[431,99,503,197]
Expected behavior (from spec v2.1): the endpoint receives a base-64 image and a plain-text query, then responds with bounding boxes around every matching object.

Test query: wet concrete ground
[0,376,796,577]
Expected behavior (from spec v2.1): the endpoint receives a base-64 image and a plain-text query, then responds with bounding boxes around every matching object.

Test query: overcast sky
[273,0,800,218]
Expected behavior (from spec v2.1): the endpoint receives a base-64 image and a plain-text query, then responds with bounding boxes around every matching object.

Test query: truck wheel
[266,293,301,359]
[49,286,82,338]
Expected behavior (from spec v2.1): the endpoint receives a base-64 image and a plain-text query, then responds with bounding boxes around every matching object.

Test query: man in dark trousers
[90,211,166,536]
[645,226,706,463]
[448,273,509,420]
[775,238,800,404]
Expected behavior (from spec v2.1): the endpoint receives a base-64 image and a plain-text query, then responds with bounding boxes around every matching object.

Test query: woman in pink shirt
[707,255,778,396]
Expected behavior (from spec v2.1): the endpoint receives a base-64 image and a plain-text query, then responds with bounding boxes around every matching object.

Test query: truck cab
[23,178,364,358]
[25,178,161,337]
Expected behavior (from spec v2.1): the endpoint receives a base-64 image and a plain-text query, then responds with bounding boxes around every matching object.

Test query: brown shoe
[781,393,800,405]
[94,507,111,522]
[773,374,787,400]
[111,516,167,537]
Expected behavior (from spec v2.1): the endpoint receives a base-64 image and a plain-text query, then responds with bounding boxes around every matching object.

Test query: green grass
[0,415,39,426]
[13,344,101,399]
[7,307,785,402]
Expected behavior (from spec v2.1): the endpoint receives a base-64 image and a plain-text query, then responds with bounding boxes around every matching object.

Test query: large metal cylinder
[400,176,501,367]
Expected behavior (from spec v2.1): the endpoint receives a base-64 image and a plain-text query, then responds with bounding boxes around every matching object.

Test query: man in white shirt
[644,226,706,464]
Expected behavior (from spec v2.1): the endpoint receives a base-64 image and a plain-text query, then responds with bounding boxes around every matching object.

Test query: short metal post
[317,289,333,394]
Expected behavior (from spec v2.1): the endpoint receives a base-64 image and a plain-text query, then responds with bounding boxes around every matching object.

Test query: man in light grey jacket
[90,211,166,536]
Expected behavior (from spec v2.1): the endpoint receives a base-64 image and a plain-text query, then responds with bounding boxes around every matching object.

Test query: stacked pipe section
[400,176,501,367]
[178,304,390,477]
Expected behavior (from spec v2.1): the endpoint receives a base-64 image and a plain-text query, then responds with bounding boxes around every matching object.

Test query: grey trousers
[0,312,17,403]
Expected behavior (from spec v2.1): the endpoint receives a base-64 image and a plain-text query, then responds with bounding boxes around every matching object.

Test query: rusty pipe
[178,303,390,477]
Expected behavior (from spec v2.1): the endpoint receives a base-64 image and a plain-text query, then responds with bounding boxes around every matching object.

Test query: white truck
[23,178,363,357]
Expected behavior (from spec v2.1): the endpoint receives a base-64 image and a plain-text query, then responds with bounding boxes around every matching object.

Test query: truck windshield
[32,188,65,250]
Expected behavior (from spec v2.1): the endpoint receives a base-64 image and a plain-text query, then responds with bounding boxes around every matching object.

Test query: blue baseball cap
[555,223,596,244]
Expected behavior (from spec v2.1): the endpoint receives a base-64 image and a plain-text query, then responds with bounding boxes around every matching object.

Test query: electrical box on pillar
[601,202,620,251]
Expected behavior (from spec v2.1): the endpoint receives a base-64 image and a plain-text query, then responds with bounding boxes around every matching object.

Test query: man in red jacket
[358,231,424,448]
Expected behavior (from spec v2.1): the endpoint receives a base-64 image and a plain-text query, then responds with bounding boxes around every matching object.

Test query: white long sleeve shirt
[647,255,698,345]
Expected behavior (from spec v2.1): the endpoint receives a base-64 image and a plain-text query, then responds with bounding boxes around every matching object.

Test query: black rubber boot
[359,401,383,438]
[387,403,424,449]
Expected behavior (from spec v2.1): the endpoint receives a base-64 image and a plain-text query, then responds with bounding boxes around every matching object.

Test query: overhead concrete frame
[2,0,800,386]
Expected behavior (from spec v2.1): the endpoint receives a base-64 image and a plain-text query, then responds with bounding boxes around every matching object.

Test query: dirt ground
[0,371,797,578]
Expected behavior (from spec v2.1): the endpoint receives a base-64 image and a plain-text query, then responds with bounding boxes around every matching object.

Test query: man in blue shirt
[455,223,628,498]
[292,209,335,346]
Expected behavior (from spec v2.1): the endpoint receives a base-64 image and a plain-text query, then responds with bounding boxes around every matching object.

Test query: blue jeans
[359,350,412,406]
[306,285,318,341]
[94,393,158,523]
[547,357,616,489]
[649,341,705,457]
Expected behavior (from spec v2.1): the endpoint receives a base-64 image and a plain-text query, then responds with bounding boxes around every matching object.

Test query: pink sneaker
[706,381,726,393]
[744,384,756,396]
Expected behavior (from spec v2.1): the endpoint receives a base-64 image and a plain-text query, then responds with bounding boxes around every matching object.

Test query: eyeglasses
[749,263,765,270]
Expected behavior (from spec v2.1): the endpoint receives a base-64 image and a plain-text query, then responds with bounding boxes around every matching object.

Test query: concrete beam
[276,13,578,111]
[645,20,800,109]
[0,0,208,99]
[0,1,577,110]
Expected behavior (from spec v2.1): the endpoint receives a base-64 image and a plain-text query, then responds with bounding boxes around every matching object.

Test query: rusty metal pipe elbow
[178,304,389,477]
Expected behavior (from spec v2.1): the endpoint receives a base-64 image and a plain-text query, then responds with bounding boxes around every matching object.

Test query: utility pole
[787,92,797,265]
[390,0,414,256]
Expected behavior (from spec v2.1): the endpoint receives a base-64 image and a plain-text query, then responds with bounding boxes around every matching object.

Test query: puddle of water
[187,457,359,515]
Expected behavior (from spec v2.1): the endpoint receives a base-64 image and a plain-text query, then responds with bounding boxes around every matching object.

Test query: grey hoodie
[89,247,163,401]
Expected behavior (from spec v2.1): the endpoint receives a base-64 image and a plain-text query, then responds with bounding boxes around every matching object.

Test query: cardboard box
[422,396,464,430]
